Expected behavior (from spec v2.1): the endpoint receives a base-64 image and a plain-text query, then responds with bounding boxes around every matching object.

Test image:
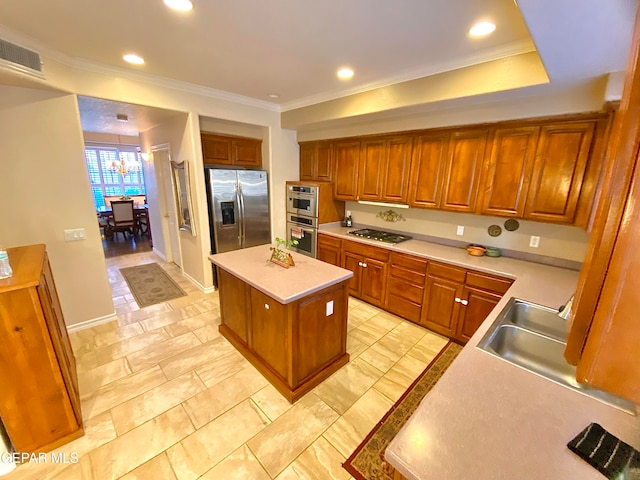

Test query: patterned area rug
[119,262,187,308]
[343,341,463,480]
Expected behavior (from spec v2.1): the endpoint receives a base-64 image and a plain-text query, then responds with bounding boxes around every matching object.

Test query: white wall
[0,87,114,326]
[346,202,589,262]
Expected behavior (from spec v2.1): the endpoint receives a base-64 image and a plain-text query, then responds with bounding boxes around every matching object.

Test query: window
[84,144,146,209]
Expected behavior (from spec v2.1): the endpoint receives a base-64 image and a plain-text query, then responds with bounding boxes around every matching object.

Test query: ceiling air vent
[0,38,44,78]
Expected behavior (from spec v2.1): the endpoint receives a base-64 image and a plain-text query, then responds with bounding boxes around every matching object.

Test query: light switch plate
[64,228,86,242]
[456,226,464,236]
[529,235,540,248]
[326,300,334,316]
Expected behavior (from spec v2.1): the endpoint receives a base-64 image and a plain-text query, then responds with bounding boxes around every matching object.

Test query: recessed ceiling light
[337,68,354,80]
[116,113,129,122]
[469,21,496,37]
[163,0,193,11]
[267,93,280,99]
[123,54,145,65]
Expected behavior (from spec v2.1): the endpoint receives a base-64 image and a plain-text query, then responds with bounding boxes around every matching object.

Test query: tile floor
[4,251,449,480]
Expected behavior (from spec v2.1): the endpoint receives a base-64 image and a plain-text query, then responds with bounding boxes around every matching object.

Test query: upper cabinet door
[441,129,489,212]
[315,142,333,181]
[479,126,540,217]
[524,122,595,223]
[334,140,361,200]
[408,132,450,209]
[202,134,232,166]
[359,139,386,200]
[299,143,316,181]
[382,135,413,203]
[232,138,262,168]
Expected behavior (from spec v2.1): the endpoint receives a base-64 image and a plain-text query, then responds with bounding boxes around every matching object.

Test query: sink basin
[478,298,635,414]
[503,299,568,341]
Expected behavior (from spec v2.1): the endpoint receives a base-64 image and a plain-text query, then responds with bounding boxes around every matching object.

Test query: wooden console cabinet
[0,244,82,452]
[216,267,350,403]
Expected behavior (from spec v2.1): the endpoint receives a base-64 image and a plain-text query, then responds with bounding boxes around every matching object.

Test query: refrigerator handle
[237,182,245,247]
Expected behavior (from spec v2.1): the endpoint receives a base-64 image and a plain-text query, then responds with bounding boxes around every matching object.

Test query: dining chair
[108,200,137,240]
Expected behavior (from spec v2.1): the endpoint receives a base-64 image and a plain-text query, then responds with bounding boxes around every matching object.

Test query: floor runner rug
[343,341,462,480]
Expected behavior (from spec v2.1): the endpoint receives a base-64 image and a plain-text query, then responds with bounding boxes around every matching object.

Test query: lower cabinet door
[360,258,387,306]
[249,288,289,382]
[456,287,502,342]
[422,275,463,337]
[218,269,250,344]
[343,252,362,297]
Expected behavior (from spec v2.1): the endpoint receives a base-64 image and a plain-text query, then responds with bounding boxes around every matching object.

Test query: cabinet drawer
[389,264,425,286]
[318,233,341,249]
[428,262,466,282]
[388,277,424,304]
[386,296,422,323]
[389,252,428,274]
[342,240,390,262]
[466,271,513,294]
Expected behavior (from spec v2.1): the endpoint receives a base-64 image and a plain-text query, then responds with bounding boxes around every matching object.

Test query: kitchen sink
[478,298,636,414]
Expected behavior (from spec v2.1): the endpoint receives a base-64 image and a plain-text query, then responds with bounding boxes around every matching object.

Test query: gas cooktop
[348,228,413,244]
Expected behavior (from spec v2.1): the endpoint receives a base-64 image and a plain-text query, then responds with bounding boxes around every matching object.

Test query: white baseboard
[67,312,118,333]
[152,247,167,261]
[183,271,216,293]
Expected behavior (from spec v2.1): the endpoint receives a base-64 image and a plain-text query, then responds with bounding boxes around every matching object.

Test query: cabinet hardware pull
[264,304,270,310]
[455,297,461,303]
[363,263,367,268]
[358,262,363,267]
[461,299,468,305]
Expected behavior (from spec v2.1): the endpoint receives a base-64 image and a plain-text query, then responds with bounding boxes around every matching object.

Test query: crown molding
[280,40,537,112]
[70,59,282,112]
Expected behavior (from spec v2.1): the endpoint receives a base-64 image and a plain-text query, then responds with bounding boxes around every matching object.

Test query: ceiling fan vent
[0,38,44,78]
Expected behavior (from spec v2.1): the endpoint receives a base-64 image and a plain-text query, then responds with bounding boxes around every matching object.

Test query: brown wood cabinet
[422,262,466,337]
[303,111,610,227]
[317,233,341,266]
[385,252,428,323]
[359,135,413,203]
[217,267,350,403]
[421,262,513,342]
[300,141,333,181]
[333,140,361,200]
[441,129,489,213]
[408,132,449,209]
[565,11,640,403]
[0,244,82,453]
[479,126,539,217]
[341,239,389,307]
[201,132,262,168]
[524,122,595,223]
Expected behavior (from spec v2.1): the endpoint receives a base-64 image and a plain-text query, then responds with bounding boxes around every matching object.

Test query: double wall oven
[286,183,319,257]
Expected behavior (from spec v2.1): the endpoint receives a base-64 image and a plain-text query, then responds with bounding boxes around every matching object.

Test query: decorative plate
[488,224,502,237]
[504,219,520,231]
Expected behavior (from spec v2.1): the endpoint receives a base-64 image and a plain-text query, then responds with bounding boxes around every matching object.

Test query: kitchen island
[209,244,353,403]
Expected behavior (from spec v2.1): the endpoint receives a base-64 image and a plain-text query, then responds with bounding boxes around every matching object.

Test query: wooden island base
[217,267,350,403]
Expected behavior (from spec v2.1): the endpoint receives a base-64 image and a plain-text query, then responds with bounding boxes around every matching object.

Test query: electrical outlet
[529,235,540,248]
[456,225,464,236]
[326,300,334,316]
[64,228,86,242]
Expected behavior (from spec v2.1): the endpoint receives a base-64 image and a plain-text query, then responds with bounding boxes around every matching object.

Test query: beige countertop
[209,244,352,304]
[319,225,640,480]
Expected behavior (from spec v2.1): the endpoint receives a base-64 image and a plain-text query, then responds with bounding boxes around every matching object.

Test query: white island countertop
[319,225,640,480]
[209,244,352,304]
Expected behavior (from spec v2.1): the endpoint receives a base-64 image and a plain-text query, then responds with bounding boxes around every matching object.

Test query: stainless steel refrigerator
[206,169,271,255]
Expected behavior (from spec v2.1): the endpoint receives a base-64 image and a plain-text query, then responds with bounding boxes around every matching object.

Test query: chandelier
[109,157,139,178]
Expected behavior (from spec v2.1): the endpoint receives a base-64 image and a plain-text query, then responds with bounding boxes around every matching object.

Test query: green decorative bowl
[485,247,502,257]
